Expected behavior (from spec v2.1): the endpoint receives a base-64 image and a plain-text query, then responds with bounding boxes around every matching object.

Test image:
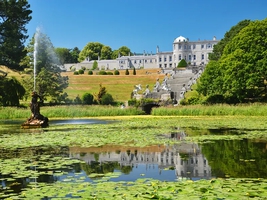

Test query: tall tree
[197,18,267,103]
[22,30,69,102]
[69,47,80,63]
[78,42,104,62]
[54,47,81,64]
[0,76,25,106]
[0,0,32,70]
[54,47,72,65]
[209,19,251,61]
[100,45,112,60]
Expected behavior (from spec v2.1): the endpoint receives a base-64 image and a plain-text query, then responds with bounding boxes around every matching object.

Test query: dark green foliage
[125,69,129,75]
[177,59,187,68]
[133,67,136,75]
[0,0,32,70]
[106,72,113,75]
[98,70,107,75]
[128,98,137,106]
[197,18,267,104]
[82,93,94,105]
[114,70,120,75]
[88,70,93,75]
[73,71,79,75]
[0,77,25,106]
[74,95,82,104]
[78,69,84,74]
[101,93,114,105]
[204,94,225,104]
[209,20,251,61]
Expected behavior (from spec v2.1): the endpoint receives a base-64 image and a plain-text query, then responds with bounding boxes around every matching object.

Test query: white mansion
[64,36,219,71]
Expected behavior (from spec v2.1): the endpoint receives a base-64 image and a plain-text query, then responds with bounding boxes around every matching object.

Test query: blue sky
[26,0,267,53]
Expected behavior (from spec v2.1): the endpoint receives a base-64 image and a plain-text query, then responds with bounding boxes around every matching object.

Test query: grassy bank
[0,105,145,119]
[2,103,267,119]
[152,103,267,116]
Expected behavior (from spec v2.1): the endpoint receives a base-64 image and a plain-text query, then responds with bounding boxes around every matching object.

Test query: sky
[26,0,267,53]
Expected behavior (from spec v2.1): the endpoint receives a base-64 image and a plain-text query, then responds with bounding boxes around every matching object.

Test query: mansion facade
[64,36,219,71]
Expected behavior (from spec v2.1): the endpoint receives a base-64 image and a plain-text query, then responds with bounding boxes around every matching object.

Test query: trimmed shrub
[73,71,79,75]
[125,69,129,75]
[133,67,136,75]
[82,93,94,105]
[177,59,187,68]
[106,72,113,75]
[92,61,98,70]
[99,70,107,75]
[101,93,114,105]
[88,70,93,75]
[114,70,120,75]
[78,69,84,74]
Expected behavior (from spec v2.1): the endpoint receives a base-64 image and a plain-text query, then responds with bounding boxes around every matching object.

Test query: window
[201,44,204,49]
[202,54,204,60]
[139,60,142,63]
[184,55,187,60]
[193,44,196,49]
[150,59,153,63]
[134,60,136,64]
[207,43,212,48]
[188,45,191,49]
[164,57,166,62]
[189,55,192,60]
[169,56,172,62]
[193,55,196,60]
[159,57,162,62]
[179,44,182,49]
[179,54,181,60]
[184,45,187,49]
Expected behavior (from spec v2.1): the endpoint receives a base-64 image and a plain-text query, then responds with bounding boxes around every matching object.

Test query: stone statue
[133,84,142,95]
[30,91,43,119]
[22,91,49,128]
[154,78,160,92]
[143,85,150,97]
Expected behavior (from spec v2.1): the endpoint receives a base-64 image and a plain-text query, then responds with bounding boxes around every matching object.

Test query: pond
[0,119,267,199]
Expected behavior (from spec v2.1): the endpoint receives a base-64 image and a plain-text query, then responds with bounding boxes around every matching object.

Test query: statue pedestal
[161,94,171,101]
[133,94,143,100]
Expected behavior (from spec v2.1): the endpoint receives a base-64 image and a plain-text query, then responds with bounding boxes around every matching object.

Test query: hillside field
[62,69,165,102]
[1,66,166,103]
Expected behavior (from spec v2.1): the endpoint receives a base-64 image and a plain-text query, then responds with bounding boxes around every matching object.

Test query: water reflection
[69,142,212,181]
[1,127,267,198]
[0,119,115,134]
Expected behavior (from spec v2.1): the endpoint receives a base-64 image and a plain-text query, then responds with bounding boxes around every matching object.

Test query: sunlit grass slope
[62,69,164,102]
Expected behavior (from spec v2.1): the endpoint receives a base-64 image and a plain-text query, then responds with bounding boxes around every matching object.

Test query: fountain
[21,28,49,128]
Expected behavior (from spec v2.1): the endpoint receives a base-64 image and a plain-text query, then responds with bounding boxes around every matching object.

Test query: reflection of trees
[80,161,134,176]
[120,165,133,174]
[80,161,121,176]
[179,153,189,161]
[201,139,267,178]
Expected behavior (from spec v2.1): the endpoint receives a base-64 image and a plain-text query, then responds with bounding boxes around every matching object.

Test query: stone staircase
[145,67,204,103]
